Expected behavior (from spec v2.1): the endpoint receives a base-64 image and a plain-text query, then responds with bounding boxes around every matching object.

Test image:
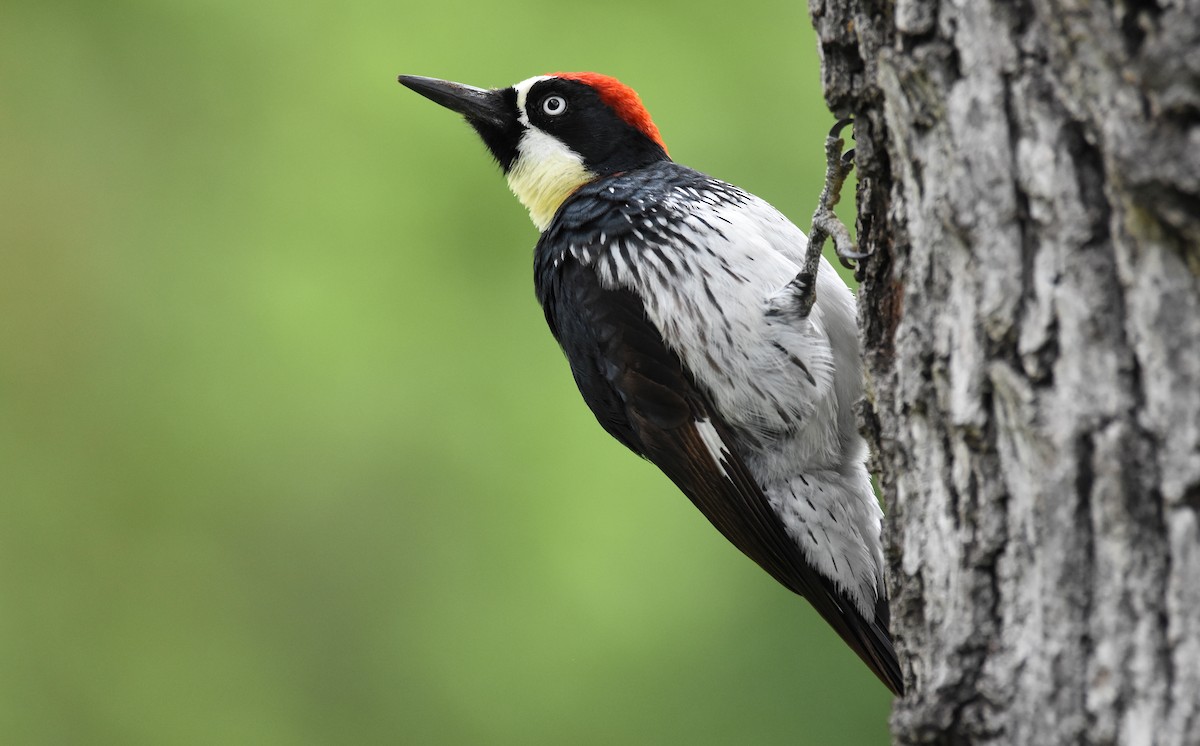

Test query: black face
[469,87,521,171]
[399,75,670,176]
[520,78,669,176]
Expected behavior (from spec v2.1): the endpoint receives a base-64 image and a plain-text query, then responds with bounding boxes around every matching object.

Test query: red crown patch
[550,72,668,154]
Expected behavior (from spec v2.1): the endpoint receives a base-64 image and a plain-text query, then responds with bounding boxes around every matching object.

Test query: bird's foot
[793,119,865,317]
[814,119,865,269]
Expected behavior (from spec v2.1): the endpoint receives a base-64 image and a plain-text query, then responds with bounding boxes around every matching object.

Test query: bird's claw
[837,247,871,270]
[829,117,854,140]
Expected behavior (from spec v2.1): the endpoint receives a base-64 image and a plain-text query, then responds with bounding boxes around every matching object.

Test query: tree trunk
[809,0,1200,742]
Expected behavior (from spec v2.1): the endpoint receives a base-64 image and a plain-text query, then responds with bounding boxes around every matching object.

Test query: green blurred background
[0,0,889,743]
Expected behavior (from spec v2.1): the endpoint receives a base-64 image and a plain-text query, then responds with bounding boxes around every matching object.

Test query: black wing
[538,258,904,695]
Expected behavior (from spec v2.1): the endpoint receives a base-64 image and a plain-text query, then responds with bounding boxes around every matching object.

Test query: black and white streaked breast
[535,160,839,460]
[537,160,750,280]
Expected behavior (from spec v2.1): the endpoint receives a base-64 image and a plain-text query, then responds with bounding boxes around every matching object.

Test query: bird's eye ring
[541,95,567,116]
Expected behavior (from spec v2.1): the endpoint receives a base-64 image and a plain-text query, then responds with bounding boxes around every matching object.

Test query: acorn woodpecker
[399,72,903,695]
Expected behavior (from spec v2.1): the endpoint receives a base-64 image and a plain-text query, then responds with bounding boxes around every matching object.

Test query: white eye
[541,95,567,116]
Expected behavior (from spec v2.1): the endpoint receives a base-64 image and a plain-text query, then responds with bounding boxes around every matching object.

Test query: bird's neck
[505,129,596,231]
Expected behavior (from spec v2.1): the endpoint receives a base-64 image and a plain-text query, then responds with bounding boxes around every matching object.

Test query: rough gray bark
[808,0,1200,743]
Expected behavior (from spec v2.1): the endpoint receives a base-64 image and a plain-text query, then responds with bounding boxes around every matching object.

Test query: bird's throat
[506,128,594,232]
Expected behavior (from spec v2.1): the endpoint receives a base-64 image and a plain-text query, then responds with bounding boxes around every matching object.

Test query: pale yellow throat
[505,128,595,232]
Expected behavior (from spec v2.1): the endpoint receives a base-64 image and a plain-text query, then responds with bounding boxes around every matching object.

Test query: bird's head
[399,72,670,230]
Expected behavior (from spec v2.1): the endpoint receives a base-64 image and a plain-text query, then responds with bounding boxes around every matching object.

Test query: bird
[398,71,903,695]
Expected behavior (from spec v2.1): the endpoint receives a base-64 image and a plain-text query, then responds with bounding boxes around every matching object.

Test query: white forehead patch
[513,75,552,125]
